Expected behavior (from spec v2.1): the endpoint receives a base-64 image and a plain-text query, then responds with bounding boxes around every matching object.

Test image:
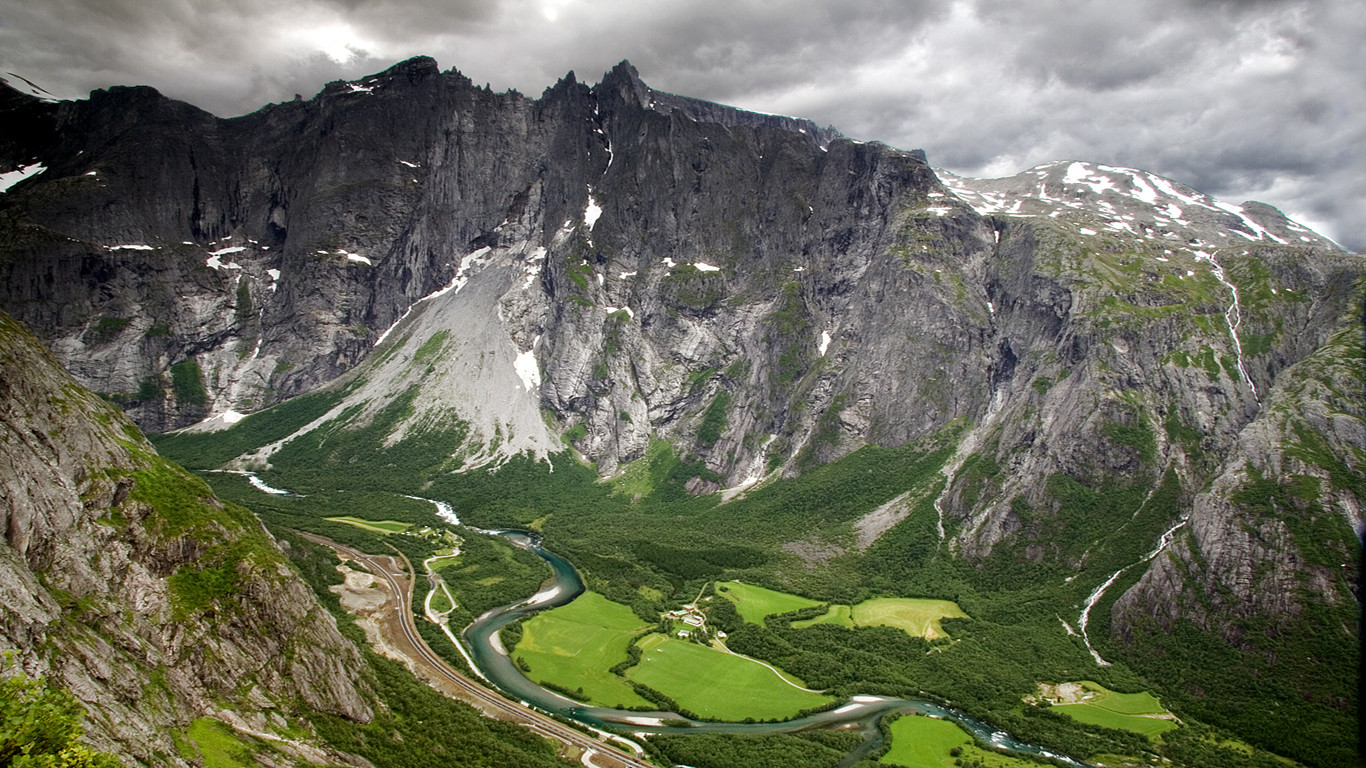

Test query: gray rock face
[0,310,371,765]
[0,57,1361,663]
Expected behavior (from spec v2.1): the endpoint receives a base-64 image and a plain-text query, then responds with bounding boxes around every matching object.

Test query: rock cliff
[0,309,371,765]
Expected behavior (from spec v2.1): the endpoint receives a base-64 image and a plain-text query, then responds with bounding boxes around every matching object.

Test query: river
[458,529,1088,767]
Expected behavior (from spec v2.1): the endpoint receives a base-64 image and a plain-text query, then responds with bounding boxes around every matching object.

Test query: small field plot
[881,715,1039,768]
[792,598,967,639]
[512,591,653,709]
[1049,681,1176,739]
[715,581,822,624]
[324,516,411,534]
[628,634,833,721]
[790,604,853,629]
[426,554,462,570]
[853,598,967,640]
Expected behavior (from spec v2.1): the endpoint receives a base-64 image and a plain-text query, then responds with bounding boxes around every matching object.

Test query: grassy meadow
[786,596,968,639]
[714,581,823,623]
[1048,681,1177,739]
[627,634,833,721]
[324,516,412,534]
[512,591,653,708]
[880,715,1039,768]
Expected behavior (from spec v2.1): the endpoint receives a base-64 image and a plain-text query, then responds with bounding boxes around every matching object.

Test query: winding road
[297,532,657,768]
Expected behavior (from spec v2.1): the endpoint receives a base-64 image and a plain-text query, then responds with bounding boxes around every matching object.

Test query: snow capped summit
[937,161,1338,251]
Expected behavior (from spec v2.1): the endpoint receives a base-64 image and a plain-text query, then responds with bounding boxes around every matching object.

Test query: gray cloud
[0,0,1360,250]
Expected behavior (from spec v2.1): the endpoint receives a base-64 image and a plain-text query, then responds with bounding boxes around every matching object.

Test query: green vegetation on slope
[0,656,122,768]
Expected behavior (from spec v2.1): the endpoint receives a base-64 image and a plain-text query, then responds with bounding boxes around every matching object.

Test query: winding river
[457,528,1087,767]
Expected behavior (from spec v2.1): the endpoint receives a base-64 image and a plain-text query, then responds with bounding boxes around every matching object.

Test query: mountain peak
[597,59,649,107]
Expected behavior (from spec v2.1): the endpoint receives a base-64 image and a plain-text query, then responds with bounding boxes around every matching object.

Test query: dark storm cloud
[0,0,1360,249]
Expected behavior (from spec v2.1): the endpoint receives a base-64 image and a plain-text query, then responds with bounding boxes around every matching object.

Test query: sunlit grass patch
[715,580,822,624]
[512,591,652,708]
[792,597,967,639]
[627,634,833,721]
[324,516,411,534]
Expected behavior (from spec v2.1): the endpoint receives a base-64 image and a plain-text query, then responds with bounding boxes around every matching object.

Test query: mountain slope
[0,308,372,765]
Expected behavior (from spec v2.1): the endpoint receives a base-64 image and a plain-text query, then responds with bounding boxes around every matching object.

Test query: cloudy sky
[1,0,1360,250]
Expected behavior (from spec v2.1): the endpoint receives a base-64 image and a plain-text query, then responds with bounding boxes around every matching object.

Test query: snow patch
[107,244,155,251]
[514,343,541,392]
[205,254,243,270]
[618,270,637,279]
[817,330,831,356]
[604,306,634,319]
[398,159,419,168]
[210,246,246,256]
[693,261,721,272]
[0,163,46,192]
[222,410,247,425]
[583,195,603,229]
[345,252,373,265]
[1078,227,1097,236]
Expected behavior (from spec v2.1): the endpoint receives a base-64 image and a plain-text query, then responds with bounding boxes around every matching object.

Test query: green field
[427,554,462,570]
[790,603,852,628]
[1049,681,1177,738]
[715,581,823,623]
[324,516,412,534]
[791,597,968,639]
[511,591,653,708]
[881,715,1038,768]
[627,634,833,721]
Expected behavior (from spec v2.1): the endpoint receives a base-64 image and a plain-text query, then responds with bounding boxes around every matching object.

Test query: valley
[1,54,1359,768]
[170,410,1323,768]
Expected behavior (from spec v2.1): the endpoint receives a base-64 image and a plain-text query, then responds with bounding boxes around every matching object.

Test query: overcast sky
[1,0,1360,251]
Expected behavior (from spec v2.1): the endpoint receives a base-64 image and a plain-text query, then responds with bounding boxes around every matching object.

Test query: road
[298,532,659,768]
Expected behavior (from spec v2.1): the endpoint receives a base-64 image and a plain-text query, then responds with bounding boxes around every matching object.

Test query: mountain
[0,309,372,764]
[0,57,1360,767]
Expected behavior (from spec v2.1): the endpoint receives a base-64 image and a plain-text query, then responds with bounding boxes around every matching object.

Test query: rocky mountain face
[0,309,371,765]
[0,56,1361,714]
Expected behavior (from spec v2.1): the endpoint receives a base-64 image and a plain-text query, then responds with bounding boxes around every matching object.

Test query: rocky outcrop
[0,310,371,765]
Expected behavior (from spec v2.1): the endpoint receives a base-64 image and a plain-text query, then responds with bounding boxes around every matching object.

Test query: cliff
[0,309,371,765]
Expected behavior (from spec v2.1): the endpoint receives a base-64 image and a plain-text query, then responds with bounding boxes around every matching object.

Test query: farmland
[627,634,834,721]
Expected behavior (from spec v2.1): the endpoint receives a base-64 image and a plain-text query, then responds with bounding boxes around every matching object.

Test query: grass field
[1049,681,1177,738]
[881,715,1039,768]
[426,554,462,570]
[627,634,833,721]
[715,581,823,624]
[511,591,653,708]
[324,516,411,534]
[791,597,968,639]
[789,604,852,628]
